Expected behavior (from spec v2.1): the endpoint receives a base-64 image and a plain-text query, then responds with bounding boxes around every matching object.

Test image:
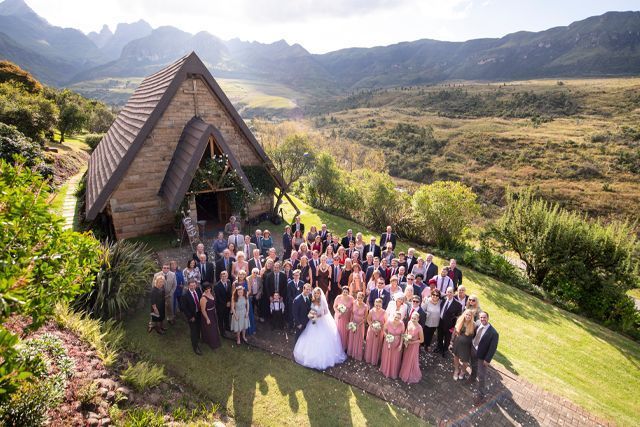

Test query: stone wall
[109,76,271,239]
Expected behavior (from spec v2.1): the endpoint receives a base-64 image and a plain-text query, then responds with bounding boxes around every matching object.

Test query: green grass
[126,231,178,252]
[262,196,640,425]
[48,180,69,214]
[123,310,421,427]
[120,361,166,392]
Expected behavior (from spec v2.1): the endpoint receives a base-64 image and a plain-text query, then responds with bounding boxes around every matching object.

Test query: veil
[311,288,330,316]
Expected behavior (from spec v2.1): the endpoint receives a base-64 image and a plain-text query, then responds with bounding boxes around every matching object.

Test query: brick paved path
[245,324,609,427]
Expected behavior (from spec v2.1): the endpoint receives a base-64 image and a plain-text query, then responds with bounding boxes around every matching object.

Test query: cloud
[238,0,409,22]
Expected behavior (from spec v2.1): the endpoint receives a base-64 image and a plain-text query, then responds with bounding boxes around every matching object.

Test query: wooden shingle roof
[158,117,254,212]
[85,51,285,220]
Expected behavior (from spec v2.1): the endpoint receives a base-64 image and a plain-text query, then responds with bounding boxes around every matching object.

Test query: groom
[293,283,312,341]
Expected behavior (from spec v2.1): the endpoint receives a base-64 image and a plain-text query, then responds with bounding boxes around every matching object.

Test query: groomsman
[365,257,385,283]
[407,295,426,327]
[369,278,390,309]
[364,237,381,259]
[380,225,397,250]
[214,271,233,334]
[287,270,305,328]
[309,251,321,284]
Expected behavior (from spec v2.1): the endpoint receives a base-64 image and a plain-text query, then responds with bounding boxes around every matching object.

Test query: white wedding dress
[293,293,347,370]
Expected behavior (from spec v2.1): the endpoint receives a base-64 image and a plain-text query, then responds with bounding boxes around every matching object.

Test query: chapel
[85,52,285,240]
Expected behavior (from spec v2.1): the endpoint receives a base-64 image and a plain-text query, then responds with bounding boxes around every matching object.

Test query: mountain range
[1,0,639,98]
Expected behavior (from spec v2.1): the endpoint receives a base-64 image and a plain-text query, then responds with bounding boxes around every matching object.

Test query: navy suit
[286,279,304,328]
[368,288,390,310]
[365,265,385,283]
[179,288,202,351]
[380,232,397,250]
[293,293,311,339]
[363,243,381,259]
[282,233,293,260]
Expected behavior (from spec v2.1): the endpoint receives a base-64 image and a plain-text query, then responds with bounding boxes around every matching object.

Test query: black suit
[341,235,354,249]
[293,293,311,340]
[448,267,463,290]
[424,262,439,282]
[405,257,418,275]
[248,257,264,273]
[214,280,233,332]
[265,271,287,299]
[368,288,391,310]
[180,288,202,351]
[380,232,397,250]
[192,252,210,263]
[215,257,233,281]
[365,265,385,283]
[363,243,381,259]
[437,298,462,355]
[282,233,293,260]
[292,221,305,235]
[407,305,426,327]
[309,259,321,285]
[198,261,215,285]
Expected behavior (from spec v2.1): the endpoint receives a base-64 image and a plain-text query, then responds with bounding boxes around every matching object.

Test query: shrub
[120,361,166,392]
[0,123,51,177]
[0,60,43,93]
[0,81,58,140]
[54,302,123,367]
[411,181,480,248]
[84,133,104,152]
[0,334,74,426]
[492,189,640,339]
[74,239,155,320]
[121,408,165,427]
[77,380,100,408]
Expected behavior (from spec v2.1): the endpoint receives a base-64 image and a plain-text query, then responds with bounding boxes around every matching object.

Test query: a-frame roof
[86,51,284,220]
[158,116,254,212]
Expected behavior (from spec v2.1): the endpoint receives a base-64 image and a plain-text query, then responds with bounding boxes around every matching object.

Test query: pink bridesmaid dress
[364,308,386,365]
[399,322,422,384]
[347,303,367,360]
[334,296,353,350]
[379,321,405,379]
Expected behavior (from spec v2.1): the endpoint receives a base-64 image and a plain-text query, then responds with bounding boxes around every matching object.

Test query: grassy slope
[275,196,640,425]
[123,311,420,427]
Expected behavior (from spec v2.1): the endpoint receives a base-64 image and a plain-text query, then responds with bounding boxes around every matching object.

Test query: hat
[428,278,437,285]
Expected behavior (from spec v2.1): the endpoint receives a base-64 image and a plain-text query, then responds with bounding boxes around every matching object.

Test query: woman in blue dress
[260,229,274,258]
[233,269,256,335]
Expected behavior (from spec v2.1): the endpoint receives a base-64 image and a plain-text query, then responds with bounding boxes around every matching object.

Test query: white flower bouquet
[371,321,382,332]
[385,333,395,348]
[337,304,347,314]
[402,333,412,348]
[347,322,357,333]
[308,309,317,324]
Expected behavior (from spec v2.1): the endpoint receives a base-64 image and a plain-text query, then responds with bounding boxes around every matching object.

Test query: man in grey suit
[470,311,499,403]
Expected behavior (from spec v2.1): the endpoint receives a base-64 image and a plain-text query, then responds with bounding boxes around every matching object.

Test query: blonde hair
[455,309,476,336]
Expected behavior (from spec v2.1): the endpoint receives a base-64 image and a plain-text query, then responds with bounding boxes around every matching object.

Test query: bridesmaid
[399,312,424,384]
[199,284,221,350]
[380,311,405,379]
[347,292,369,361]
[333,286,354,351]
[364,298,386,365]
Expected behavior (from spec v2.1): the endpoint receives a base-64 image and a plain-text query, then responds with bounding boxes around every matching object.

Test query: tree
[87,101,115,133]
[0,82,58,141]
[56,89,88,142]
[411,181,480,248]
[306,152,343,209]
[267,134,316,218]
[0,159,99,400]
[0,60,43,93]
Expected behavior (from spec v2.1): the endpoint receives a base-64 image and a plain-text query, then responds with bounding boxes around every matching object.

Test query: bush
[120,361,166,392]
[74,239,155,320]
[492,189,640,339]
[0,123,51,177]
[121,408,165,427]
[411,181,480,248]
[0,334,74,426]
[0,60,43,93]
[84,133,104,152]
[54,302,123,367]
[0,81,58,140]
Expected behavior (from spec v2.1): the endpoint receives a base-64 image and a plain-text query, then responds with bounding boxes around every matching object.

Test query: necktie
[224,259,228,270]
[378,289,382,298]
[202,263,206,276]
[191,291,198,311]
[257,258,261,269]
[410,307,415,319]
[275,273,279,291]
[473,325,485,348]
[441,300,450,317]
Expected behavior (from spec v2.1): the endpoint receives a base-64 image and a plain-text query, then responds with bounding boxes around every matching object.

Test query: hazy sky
[24,0,640,53]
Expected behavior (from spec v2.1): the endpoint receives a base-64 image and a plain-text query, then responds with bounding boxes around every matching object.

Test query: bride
[294,287,347,370]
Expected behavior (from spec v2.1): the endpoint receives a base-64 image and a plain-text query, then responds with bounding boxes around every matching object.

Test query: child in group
[231,286,250,345]
[270,292,286,330]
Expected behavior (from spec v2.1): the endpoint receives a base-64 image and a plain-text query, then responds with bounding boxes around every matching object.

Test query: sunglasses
[469,299,477,302]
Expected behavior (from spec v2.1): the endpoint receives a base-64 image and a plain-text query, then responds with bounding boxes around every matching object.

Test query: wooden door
[217,192,232,223]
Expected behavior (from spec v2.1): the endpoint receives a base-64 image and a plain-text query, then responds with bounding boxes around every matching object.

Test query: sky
[23,0,640,53]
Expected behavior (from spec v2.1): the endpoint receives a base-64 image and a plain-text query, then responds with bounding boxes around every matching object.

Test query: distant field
[69,76,301,116]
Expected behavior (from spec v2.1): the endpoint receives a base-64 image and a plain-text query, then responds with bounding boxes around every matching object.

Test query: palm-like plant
[75,240,155,319]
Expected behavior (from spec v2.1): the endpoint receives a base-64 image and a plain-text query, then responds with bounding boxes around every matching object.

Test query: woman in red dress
[380,311,405,379]
[333,286,354,351]
[347,292,369,361]
[399,311,424,384]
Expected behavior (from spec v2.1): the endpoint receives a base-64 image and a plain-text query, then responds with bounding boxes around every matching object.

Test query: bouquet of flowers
[385,333,395,349]
[308,309,318,324]
[402,333,412,348]
[371,321,382,333]
[347,322,357,333]
[337,304,347,314]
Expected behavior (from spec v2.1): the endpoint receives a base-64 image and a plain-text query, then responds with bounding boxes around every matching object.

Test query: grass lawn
[254,196,640,425]
[123,310,421,427]
[46,131,90,153]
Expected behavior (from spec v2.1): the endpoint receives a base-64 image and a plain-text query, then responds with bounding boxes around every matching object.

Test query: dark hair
[188,258,197,268]
[431,290,441,298]
[415,274,424,280]
[202,283,212,292]
[342,286,350,293]
[188,278,197,285]
[480,311,489,319]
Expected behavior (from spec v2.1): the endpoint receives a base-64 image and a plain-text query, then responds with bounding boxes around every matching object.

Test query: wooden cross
[184,78,199,117]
